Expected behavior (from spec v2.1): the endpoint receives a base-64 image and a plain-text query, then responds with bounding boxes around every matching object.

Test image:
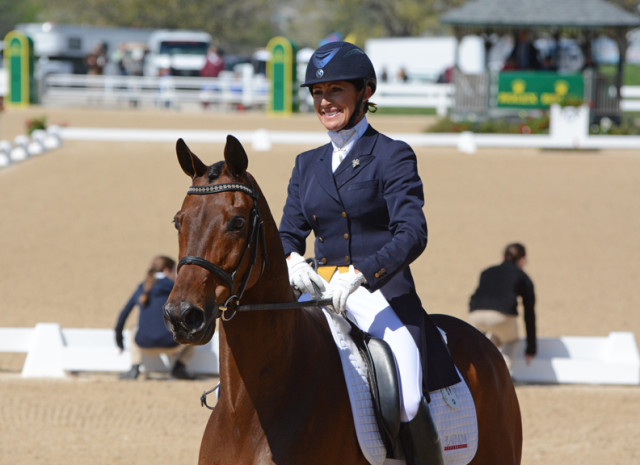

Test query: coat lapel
[316,143,341,202]
[334,126,378,189]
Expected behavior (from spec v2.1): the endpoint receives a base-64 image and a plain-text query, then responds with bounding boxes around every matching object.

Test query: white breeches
[333,280,423,422]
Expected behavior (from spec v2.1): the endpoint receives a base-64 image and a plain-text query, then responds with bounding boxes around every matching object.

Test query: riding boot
[119,364,140,380]
[399,397,444,465]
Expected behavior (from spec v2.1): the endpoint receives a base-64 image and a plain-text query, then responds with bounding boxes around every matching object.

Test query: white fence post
[549,103,590,148]
[21,323,66,378]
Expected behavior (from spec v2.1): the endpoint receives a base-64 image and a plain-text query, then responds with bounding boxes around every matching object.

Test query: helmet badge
[316,69,324,78]
[312,46,341,69]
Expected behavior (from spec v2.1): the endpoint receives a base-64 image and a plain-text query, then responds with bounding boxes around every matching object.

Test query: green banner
[497,71,583,109]
[267,37,297,115]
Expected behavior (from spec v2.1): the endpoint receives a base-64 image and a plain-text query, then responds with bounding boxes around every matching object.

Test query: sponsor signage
[497,71,583,109]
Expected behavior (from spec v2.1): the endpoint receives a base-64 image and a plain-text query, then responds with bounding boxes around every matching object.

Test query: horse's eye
[228,216,246,231]
[172,216,181,231]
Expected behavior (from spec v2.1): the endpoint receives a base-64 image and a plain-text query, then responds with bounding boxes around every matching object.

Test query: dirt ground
[0,106,638,465]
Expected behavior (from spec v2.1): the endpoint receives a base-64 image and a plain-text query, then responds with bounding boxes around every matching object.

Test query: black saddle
[347,318,459,460]
[348,320,403,458]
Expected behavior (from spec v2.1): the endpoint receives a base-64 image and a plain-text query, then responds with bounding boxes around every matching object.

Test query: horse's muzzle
[163,300,216,345]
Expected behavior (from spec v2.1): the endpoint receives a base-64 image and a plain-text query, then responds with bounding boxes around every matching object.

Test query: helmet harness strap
[343,83,368,130]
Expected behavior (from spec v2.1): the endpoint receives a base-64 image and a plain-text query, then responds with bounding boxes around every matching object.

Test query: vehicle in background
[14,22,154,78]
[143,30,211,77]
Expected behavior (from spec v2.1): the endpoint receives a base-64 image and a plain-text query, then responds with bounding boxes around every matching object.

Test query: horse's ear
[176,138,207,179]
[224,135,248,178]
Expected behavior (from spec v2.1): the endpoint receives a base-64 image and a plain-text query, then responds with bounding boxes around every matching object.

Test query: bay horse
[163,136,522,465]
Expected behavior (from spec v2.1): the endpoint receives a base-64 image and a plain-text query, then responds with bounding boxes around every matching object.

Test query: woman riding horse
[163,135,522,465]
[279,41,459,465]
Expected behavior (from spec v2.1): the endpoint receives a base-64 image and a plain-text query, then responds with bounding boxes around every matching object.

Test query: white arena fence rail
[620,85,640,111]
[0,323,637,384]
[374,82,454,115]
[0,323,219,378]
[38,73,457,112]
[35,72,640,115]
[40,72,269,110]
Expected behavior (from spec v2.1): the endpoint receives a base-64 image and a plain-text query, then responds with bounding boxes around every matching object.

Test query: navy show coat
[115,277,178,349]
[279,124,427,300]
[279,124,459,392]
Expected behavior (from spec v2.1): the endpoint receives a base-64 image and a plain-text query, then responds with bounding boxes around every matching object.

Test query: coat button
[341,211,347,218]
[343,233,349,240]
[318,236,324,242]
[320,257,327,264]
[374,268,386,278]
[344,256,350,262]
[312,215,317,221]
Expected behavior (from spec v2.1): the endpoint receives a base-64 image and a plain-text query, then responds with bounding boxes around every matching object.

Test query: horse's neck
[218,199,306,396]
[217,301,310,410]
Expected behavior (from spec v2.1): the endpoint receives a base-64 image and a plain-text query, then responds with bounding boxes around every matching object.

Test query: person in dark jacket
[469,243,537,365]
[279,41,457,465]
[115,255,195,380]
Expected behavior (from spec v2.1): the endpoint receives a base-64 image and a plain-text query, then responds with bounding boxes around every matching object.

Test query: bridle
[177,180,268,321]
[176,179,333,321]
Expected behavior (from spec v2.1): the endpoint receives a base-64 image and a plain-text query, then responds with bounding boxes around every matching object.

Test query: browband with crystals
[187,183,257,199]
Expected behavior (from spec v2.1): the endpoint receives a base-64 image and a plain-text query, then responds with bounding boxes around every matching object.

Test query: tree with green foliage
[0,0,40,39]
[14,0,279,53]
[4,0,470,53]
[287,0,467,48]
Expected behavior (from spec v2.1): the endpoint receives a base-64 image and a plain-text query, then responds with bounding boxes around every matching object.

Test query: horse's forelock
[208,161,225,182]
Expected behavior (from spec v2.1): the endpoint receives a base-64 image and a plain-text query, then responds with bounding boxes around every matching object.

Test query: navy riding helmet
[302,41,377,95]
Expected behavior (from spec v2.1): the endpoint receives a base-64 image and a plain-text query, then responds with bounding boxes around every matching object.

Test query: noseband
[177,181,268,320]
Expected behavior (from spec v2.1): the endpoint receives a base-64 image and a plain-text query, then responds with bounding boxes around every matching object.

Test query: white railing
[1,323,637,384]
[374,82,454,115]
[40,72,269,110]
[24,69,640,114]
[620,85,640,111]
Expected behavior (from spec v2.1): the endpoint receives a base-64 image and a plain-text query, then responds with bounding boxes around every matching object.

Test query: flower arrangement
[26,116,48,135]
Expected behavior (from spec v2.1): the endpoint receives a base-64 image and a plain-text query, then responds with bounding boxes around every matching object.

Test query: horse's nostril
[182,306,205,331]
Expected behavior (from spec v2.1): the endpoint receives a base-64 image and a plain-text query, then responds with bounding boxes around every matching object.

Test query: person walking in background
[115,255,195,380]
[469,243,537,366]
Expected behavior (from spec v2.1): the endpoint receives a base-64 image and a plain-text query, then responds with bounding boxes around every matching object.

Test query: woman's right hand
[286,252,325,298]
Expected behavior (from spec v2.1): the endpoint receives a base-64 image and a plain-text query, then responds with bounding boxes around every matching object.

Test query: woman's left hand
[324,265,366,314]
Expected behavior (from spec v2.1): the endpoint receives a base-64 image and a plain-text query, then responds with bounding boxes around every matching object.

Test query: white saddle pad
[322,309,478,465]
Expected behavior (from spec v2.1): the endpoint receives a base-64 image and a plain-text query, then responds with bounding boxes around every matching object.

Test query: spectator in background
[397,66,409,82]
[507,30,541,70]
[115,255,195,380]
[469,243,537,367]
[437,66,455,83]
[86,42,108,75]
[200,46,225,77]
[380,66,388,82]
[541,55,557,71]
[112,43,128,75]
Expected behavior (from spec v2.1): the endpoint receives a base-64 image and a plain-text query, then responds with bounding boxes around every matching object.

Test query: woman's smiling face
[311,80,368,132]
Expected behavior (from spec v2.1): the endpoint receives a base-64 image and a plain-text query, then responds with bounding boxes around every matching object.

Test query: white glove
[286,252,325,298]
[324,265,366,314]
